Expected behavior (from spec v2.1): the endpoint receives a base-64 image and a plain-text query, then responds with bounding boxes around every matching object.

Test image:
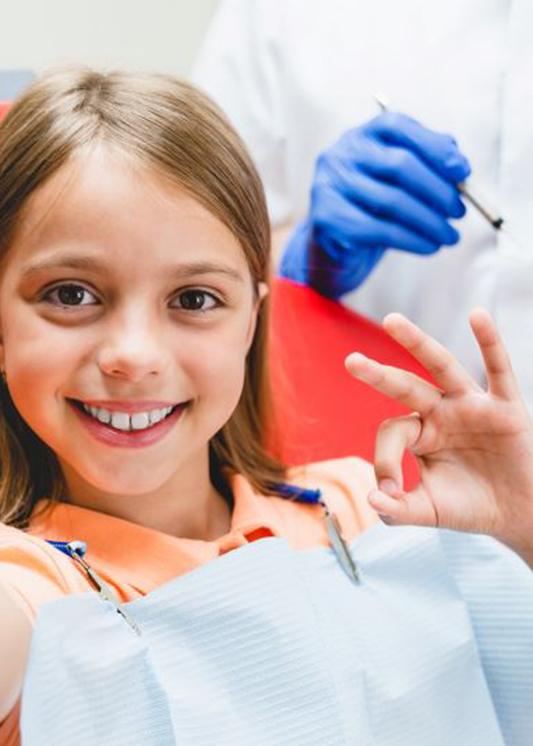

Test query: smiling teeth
[82,404,174,431]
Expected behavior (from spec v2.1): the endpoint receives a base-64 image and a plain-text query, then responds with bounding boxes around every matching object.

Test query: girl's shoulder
[0,522,89,623]
[268,456,379,548]
[0,524,90,729]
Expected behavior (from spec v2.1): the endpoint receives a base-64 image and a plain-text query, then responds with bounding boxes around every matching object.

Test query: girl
[0,69,532,746]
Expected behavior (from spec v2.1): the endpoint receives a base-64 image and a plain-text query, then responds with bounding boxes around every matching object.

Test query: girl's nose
[97,315,170,383]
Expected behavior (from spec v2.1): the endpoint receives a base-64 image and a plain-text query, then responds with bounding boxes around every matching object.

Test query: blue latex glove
[279,112,471,298]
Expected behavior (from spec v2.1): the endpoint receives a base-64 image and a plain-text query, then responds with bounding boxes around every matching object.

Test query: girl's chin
[59,454,186,500]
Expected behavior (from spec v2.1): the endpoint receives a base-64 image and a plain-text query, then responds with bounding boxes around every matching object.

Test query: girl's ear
[245,282,269,352]
[256,282,269,303]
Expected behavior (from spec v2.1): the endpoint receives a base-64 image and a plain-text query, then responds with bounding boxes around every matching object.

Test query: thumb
[370,413,437,526]
[373,412,422,491]
[368,481,438,528]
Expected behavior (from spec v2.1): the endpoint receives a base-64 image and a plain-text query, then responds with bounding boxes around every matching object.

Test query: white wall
[0,0,219,77]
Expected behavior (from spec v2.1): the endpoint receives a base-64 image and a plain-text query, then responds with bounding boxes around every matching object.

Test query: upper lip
[70,399,183,413]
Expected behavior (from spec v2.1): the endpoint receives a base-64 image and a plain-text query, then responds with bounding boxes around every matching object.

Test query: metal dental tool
[374,95,505,232]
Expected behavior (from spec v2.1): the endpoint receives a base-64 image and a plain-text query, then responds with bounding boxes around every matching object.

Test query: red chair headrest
[269,278,433,487]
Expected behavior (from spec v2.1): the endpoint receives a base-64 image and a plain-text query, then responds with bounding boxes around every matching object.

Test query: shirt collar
[28,473,284,593]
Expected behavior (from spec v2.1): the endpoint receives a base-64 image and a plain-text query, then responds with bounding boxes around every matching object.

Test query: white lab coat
[193,0,533,408]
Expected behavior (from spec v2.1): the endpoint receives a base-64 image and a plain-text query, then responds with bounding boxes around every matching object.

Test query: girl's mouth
[67,399,189,448]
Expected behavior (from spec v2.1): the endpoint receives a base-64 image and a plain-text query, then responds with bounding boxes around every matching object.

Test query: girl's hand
[345,308,533,566]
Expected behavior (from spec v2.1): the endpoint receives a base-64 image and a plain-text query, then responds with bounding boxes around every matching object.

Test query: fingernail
[346,351,367,366]
[379,479,398,496]
[449,198,466,219]
[444,226,460,245]
[444,156,471,182]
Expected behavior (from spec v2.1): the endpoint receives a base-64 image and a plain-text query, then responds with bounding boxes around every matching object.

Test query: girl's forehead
[9,145,250,277]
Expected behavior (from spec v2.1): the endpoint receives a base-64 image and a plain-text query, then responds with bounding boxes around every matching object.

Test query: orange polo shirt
[0,457,377,746]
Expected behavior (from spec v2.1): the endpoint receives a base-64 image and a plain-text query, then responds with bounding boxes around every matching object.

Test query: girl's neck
[59,452,232,541]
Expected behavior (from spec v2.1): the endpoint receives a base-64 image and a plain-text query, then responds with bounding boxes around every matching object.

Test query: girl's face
[0,145,262,499]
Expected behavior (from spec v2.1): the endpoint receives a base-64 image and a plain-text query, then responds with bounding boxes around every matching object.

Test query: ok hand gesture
[346,309,533,566]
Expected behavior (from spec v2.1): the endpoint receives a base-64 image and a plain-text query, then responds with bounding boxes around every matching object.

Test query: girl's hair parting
[0,68,286,528]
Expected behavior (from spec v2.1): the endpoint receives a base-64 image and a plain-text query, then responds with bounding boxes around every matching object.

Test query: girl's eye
[44,284,98,307]
[171,290,219,312]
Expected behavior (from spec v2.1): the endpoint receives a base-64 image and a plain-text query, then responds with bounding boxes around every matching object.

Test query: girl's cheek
[189,330,248,390]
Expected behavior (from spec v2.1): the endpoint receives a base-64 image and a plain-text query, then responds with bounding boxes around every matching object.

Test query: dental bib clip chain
[274,483,360,584]
[47,539,142,636]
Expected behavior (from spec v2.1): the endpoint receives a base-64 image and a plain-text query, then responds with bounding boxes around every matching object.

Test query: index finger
[345,351,442,415]
[365,112,471,183]
[348,136,465,219]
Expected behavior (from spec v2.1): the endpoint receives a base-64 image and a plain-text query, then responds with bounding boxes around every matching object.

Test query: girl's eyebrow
[20,254,246,283]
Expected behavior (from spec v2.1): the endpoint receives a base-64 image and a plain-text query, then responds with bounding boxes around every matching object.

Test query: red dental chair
[269,279,431,487]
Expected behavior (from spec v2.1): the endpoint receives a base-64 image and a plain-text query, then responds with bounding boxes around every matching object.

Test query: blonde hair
[0,68,286,527]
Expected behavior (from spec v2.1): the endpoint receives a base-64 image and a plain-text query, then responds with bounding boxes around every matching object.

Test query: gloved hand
[279,112,471,298]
